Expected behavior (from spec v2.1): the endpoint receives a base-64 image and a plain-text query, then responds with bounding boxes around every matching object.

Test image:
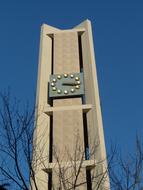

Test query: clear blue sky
[0,1,143,153]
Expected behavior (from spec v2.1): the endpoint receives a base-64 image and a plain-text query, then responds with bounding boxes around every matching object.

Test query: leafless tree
[1,92,143,190]
[43,137,110,190]
[109,136,143,190]
[0,92,110,190]
[0,91,35,189]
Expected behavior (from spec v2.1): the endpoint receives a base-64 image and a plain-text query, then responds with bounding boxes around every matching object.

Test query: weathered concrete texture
[32,20,110,190]
[52,32,86,189]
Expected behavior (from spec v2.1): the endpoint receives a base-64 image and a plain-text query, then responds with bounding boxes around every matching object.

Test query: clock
[49,72,84,98]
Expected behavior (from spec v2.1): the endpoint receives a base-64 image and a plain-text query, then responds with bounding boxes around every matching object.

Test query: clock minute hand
[62,82,77,86]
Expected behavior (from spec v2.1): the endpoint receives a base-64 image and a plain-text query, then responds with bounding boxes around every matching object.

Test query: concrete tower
[32,20,109,190]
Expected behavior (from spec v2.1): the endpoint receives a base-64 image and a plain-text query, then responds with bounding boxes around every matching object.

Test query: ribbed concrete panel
[52,32,86,189]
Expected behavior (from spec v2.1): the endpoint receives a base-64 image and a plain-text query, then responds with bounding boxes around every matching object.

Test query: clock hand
[62,82,77,86]
[62,82,76,86]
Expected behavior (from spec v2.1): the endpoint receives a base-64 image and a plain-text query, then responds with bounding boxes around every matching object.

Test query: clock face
[49,72,84,98]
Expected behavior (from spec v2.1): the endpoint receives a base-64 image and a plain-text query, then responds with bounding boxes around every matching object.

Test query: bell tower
[32,20,110,190]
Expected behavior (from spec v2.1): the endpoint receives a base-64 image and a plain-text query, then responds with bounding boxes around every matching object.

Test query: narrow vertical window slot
[83,113,89,160]
[82,112,92,189]
[48,115,53,189]
[78,33,83,72]
[86,169,92,190]
[51,35,54,75]
[48,172,52,190]
[49,115,53,162]
[47,34,54,105]
[49,35,54,161]
[78,33,86,105]
[48,34,54,189]
[79,31,92,188]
